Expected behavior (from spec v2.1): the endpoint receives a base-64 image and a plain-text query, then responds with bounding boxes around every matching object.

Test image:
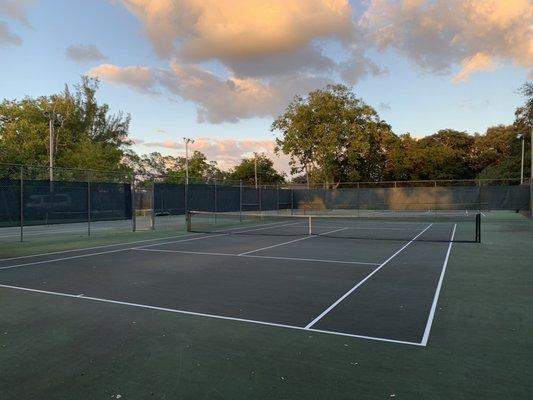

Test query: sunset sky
[1,0,531,173]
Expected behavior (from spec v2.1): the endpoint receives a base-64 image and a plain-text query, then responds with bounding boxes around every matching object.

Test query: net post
[131,174,136,232]
[239,180,243,221]
[476,213,481,243]
[186,211,192,232]
[20,165,24,242]
[87,170,91,236]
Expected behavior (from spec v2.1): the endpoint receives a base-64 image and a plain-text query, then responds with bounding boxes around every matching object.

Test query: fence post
[214,178,218,212]
[290,187,294,215]
[131,174,136,232]
[239,180,243,221]
[151,178,155,230]
[214,178,218,224]
[184,176,189,214]
[87,170,91,236]
[357,182,360,216]
[276,184,280,213]
[259,184,262,213]
[20,165,24,242]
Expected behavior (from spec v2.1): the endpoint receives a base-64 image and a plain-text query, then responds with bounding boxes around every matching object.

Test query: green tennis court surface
[0,211,531,399]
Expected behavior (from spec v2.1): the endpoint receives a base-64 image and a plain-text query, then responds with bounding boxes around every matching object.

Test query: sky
[0,0,531,174]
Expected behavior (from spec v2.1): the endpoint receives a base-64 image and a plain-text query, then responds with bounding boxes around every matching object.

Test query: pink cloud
[135,137,292,174]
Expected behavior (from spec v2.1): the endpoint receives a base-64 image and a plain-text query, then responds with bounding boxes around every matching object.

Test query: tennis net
[187,210,481,243]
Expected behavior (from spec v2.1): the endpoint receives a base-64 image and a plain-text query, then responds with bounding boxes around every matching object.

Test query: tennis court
[1,210,532,399]
[0,211,477,346]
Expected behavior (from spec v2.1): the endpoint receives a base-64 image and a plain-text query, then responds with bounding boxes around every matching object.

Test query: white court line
[0,283,422,346]
[0,234,224,271]
[304,225,425,231]
[420,224,456,346]
[0,219,299,263]
[0,233,199,262]
[135,221,305,250]
[132,247,380,266]
[0,226,118,238]
[304,223,434,330]
[238,228,349,256]
[0,248,132,270]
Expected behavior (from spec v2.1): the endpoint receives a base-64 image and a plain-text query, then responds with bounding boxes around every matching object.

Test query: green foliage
[272,84,395,184]
[273,82,532,183]
[124,150,222,183]
[229,154,285,184]
[0,77,131,171]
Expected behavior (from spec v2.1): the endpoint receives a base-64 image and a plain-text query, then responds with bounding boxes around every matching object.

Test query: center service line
[238,227,349,256]
[304,223,433,330]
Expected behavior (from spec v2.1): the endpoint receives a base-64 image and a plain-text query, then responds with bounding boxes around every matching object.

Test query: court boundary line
[141,221,305,250]
[131,247,380,266]
[0,234,226,271]
[0,219,299,264]
[420,224,457,346]
[0,233,198,262]
[304,223,434,330]
[0,283,423,347]
[238,227,349,256]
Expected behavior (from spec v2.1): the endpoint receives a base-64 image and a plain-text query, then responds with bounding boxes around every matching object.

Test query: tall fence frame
[1,162,531,243]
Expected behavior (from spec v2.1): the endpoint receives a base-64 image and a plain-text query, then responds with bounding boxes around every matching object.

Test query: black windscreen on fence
[154,183,185,215]
[0,179,132,227]
[292,185,531,211]
[2,176,531,229]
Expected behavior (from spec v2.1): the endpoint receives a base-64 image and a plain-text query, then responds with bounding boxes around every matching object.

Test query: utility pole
[43,111,63,190]
[183,137,195,185]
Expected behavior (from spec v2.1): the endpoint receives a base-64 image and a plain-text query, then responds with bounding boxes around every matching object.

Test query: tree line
[0,78,531,185]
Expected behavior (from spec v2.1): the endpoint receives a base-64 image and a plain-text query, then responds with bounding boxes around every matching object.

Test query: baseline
[0,283,422,346]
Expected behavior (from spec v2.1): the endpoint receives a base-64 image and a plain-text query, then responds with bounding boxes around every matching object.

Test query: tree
[124,150,222,183]
[473,124,530,179]
[0,77,131,172]
[272,84,395,185]
[229,154,285,184]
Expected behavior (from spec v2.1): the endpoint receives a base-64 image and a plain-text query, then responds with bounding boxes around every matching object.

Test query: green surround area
[0,211,531,399]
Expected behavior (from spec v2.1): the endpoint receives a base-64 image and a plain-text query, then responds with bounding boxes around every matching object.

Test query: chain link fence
[1,163,530,243]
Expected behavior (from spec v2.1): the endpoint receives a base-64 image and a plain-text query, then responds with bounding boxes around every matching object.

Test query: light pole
[183,137,195,185]
[517,133,525,184]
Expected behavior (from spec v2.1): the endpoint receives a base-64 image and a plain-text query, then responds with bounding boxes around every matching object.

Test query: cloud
[452,52,497,83]
[120,0,353,66]
[135,136,291,173]
[362,0,533,81]
[340,46,388,84]
[0,20,21,46]
[0,0,32,46]
[378,102,391,111]
[87,64,158,93]
[100,1,387,122]
[0,0,32,27]
[88,61,330,123]
[66,44,107,63]
[98,0,530,123]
